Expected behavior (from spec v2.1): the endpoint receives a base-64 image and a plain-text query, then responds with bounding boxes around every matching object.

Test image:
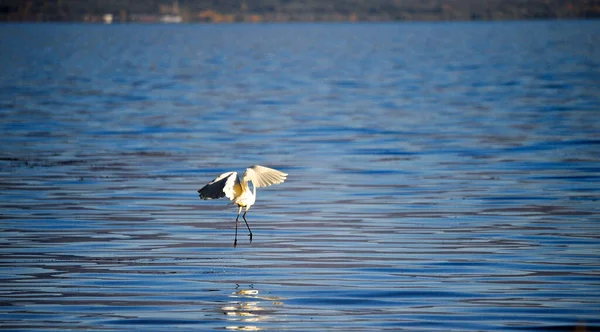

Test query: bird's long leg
[234,206,243,248]
[242,208,252,243]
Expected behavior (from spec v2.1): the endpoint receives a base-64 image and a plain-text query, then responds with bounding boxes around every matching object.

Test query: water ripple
[1,21,600,331]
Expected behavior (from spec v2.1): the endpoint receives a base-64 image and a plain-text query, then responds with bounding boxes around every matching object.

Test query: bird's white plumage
[198,165,287,203]
[197,171,241,200]
[241,165,288,188]
[197,165,288,247]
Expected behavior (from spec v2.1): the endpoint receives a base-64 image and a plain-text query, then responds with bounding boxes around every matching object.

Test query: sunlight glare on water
[1,21,600,331]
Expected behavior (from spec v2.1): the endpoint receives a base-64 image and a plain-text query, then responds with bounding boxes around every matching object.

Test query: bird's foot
[248,233,253,243]
[233,239,238,248]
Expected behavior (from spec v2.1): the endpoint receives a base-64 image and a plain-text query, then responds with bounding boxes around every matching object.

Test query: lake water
[1,21,599,331]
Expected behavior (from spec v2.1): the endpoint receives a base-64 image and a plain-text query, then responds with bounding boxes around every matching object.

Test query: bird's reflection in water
[222,284,284,331]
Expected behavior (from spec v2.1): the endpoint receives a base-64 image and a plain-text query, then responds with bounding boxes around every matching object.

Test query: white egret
[198,165,288,247]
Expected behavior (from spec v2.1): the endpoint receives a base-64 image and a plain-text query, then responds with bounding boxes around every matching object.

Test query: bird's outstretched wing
[241,165,288,188]
[198,172,242,200]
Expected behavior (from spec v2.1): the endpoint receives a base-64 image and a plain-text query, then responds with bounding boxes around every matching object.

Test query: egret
[197,165,288,247]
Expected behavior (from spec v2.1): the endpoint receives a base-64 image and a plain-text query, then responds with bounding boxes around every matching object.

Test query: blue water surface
[1,20,600,331]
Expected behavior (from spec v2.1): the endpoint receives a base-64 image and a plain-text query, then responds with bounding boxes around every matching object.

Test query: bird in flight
[198,165,288,247]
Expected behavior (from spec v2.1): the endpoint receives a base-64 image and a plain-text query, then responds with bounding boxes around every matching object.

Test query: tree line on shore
[1,0,599,23]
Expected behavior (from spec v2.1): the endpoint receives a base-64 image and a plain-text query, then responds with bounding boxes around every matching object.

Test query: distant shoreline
[2,0,598,24]
[1,18,597,25]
